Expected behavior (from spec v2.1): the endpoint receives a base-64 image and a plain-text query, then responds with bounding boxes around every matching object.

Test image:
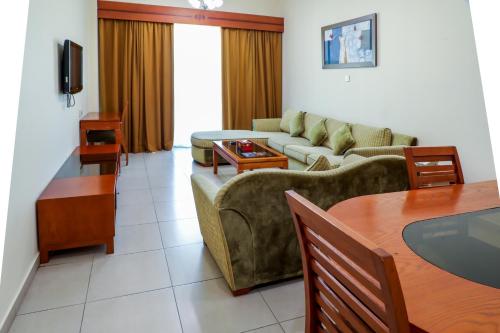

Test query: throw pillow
[279,109,300,133]
[308,119,328,146]
[329,124,356,155]
[305,155,331,171]
[289,112,305,137]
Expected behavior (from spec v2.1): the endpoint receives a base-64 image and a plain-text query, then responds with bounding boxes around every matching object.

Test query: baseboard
[0,254,39,333]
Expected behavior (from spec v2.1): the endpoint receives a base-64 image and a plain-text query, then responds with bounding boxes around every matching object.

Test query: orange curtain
[99,19,174,152]
[221,28,282,130]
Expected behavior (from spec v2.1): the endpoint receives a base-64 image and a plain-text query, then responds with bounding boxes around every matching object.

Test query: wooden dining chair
[285,191,410,333]
[87,102,129,166]
[403,146,464,190]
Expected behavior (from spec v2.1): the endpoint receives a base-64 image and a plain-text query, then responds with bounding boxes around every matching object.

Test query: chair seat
[87,130,116,143]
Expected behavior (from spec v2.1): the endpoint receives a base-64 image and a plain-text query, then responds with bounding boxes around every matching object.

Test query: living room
[0,0,499,332]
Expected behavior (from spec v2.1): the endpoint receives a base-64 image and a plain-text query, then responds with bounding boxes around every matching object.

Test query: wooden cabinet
[36,147,118,264]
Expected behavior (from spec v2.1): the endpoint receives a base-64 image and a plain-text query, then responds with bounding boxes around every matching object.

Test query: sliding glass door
[173,24,222,147]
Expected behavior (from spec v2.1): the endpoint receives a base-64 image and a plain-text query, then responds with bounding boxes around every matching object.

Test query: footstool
[191,130,269,165]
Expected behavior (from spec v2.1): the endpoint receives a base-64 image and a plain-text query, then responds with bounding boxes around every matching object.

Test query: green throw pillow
[308,119,328,146]
[280,109,300,133]
[305,155,331,171]
[289,112,305,137]
[329,124,356,155]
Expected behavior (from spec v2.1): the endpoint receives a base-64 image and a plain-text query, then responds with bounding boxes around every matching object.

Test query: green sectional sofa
[190,110,417,168]
[191,155,410,294]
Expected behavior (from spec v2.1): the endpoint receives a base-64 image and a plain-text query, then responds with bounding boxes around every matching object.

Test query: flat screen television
[62,40,83,95]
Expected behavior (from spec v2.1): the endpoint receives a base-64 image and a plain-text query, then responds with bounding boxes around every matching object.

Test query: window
[173,24,222,147]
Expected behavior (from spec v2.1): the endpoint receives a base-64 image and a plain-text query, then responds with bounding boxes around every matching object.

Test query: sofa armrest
[344,145,407,158]
[191,174,222,205]
[252,118,282,132]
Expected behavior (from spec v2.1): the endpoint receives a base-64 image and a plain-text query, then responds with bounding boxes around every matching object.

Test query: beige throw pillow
[305,155,331,171]
[329,124,356,155]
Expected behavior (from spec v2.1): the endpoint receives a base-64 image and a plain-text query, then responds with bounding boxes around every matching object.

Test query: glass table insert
[403,207,500,289]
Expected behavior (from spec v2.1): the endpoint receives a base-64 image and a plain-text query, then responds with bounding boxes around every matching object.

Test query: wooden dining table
[327,181,500,333]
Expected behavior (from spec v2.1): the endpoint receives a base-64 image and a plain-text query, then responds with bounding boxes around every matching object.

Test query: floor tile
[155,200,198,222]
[147,174,191,189]
[151,186,193,203]
[165,243,221,285]
[260,279,305,322]
[81,289,182,333]
[87,250,171,301]
[247,324,285,333]
[280,317,305,333]
[159,220,203,248]
[119,166,147,177]
[40,246,97,267]
[117,188,153,206]
[174,278,276,333]
[18,262,91,314]
[114,224,162,255]
[121,155,145,169]
[115,203,157,226]
[9,305,84,333]
[116,175,150,191]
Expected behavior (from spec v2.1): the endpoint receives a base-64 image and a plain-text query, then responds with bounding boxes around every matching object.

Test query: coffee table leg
[213,149,218,175]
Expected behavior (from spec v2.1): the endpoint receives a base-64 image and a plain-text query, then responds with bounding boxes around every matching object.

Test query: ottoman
[191,130,270,165]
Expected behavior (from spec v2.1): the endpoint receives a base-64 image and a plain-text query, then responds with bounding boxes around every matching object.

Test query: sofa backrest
[288,111,416,148]
[350,123,393,148]
[392,132,418,146]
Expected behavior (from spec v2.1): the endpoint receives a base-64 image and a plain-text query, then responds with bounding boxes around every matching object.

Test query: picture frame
[321,13,377,69]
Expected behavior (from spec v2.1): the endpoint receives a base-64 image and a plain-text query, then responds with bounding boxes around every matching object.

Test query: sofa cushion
[279,109,301,133]
[340,154,367,166]
[305,155,331,171]
[289,111,305,137]
[351,124,392,148]
[307,153,343,168]
[329,124,356,155]
[308,119,328,146]
[284,145,334,164]
[267,133,313,153]
[322,118,347,148]
[191,130,268,149]
[302,113,325,141]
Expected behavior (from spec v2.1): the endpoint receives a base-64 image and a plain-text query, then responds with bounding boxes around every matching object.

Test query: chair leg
[126,151,129,166]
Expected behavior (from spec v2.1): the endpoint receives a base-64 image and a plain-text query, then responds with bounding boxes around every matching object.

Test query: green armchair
[190,155,409,294]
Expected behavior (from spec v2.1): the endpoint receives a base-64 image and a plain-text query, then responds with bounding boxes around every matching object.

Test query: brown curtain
[221,28,282,130]
[99,19,174,152]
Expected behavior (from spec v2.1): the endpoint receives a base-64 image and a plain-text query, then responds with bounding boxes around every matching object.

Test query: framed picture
[321,14,377,69]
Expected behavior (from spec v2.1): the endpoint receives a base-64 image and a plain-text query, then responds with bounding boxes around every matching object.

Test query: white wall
[282,0,495,182]
[0,0,96,327]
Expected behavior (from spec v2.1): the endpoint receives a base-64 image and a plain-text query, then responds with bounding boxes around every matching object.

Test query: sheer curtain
[174,24,222,147]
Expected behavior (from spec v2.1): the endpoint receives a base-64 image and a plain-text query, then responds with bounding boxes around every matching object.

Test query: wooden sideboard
[36,146,118,263]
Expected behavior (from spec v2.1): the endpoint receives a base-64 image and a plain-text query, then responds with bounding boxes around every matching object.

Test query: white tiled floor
[10,148,305,333]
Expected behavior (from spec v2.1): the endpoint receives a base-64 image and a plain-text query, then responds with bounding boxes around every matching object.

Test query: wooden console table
[79,112,122,146]
[36,146,118,263]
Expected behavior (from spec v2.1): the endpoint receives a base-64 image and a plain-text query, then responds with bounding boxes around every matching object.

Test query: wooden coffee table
[213,140,288,174]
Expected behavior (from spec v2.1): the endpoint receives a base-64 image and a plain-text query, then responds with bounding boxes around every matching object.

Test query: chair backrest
[285,191,410,333]
[403,146,464,190]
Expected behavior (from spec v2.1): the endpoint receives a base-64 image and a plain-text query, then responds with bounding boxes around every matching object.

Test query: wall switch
[345,75,351,82]
[79,109,83,118]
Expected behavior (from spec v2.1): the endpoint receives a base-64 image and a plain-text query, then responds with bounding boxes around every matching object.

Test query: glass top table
[403,207,500,289]
[54,153,117,179]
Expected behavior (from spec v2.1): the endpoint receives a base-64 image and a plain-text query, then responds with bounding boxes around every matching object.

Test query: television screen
[62,40,83,94]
